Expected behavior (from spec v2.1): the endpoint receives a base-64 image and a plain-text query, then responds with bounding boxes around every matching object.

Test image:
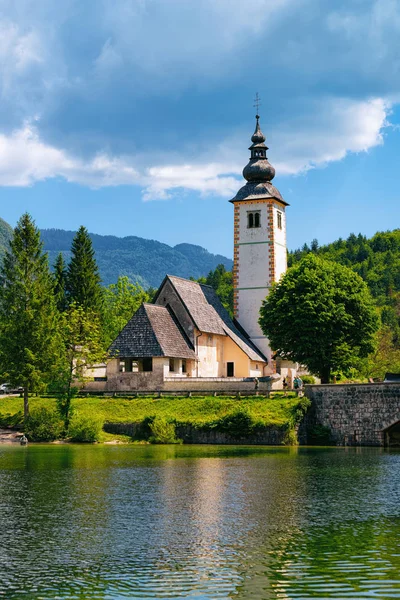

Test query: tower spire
[243,114,275,183]
[253,92,261,116]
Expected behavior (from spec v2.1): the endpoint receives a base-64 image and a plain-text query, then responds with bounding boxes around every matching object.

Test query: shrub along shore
[0,393,310,444]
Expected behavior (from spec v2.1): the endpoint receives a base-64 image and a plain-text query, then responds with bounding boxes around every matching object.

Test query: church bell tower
[230,113,289,368]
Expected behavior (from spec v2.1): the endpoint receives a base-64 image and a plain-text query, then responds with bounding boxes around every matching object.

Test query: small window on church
[248,211,261,228]
[169,358,175,372]
[277,212,282,230]
[182,360,187,373]
[142,358,153,372]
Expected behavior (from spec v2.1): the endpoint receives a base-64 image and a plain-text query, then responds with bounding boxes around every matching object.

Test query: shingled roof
[165,276,267,363]
[109,303,196,359]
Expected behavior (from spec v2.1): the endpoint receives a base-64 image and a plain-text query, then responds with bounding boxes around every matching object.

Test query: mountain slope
[0,218,13,260]
[40,229,233,288]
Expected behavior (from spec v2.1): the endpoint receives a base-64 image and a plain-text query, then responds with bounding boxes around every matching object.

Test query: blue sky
[0,0,399,257]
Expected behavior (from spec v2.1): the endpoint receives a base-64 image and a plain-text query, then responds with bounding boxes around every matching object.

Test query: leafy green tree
[356,326,400,381]
[103,276,150,346]
[259,254,379,383]
[0,214,61,421]
[53,252,68,312]
[52,303,106,431]
[197,264,234,315]
[66,226,103,313]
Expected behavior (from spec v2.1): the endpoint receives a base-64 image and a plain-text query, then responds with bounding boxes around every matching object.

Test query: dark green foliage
[0,214,62,421]
[68,414,103,442]
[25,407,63,441]
[211,409,257,438]
[301,375,316,385]
[259,255,379,382]
[66,226,103,313]
[0,411,23,428]
[52,304,107,430]
[197,263,234,315]
[53,253,68,312]
[288,396,311,426]
[148,416,181,444]
[288,230,400,339]
[41,229,233,288]
[0,217,13,262]
[103,276,150,346]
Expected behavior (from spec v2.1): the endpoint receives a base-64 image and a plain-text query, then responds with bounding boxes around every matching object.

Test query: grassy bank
[0,393,309,443]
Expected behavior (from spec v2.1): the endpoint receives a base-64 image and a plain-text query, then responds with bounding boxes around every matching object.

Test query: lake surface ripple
[0,445,399,599]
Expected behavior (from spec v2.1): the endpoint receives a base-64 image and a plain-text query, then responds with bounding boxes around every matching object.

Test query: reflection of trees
[270,518,400,598]
[256,448,398,600]
[0,445,112,599]
[1,445,396,599]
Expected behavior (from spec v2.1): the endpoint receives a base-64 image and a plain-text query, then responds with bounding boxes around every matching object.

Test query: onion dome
[243,115,275,183]
[230,115,288,205]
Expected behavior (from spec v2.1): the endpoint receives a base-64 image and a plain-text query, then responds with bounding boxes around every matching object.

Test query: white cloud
[0,123,140,188]
[274,97,390,175]
[143,164,240,201]
[0,96,390,200]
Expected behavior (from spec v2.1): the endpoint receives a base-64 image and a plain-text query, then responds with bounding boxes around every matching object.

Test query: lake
[0,444,399,599]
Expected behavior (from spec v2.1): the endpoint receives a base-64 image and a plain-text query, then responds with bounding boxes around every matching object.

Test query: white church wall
[237,201,270,241]
[237,287,269,339]
[237,243,271,289]
[197,333,220,377]
[273,203,287,281]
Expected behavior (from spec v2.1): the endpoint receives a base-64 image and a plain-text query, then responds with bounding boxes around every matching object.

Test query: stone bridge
[305,383,400,446]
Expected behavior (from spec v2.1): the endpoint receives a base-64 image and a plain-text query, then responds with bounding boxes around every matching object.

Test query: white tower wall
[233,200,287,369]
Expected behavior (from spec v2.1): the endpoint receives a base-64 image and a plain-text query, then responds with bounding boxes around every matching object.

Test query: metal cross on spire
[253,92,261,116]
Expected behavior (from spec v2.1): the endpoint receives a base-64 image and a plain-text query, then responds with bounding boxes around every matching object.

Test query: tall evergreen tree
[66,226,103,313]
[53,252,68,312]
[0,214,61,421]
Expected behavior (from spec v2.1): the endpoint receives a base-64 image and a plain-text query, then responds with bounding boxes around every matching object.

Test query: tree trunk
[320,366,331,384]
[23,385,29,424]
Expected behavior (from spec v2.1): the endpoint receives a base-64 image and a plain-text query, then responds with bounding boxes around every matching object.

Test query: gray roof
[166,276,225,335]
[230,181,288,205]
[109,303,196,359]
[166,276,267,363]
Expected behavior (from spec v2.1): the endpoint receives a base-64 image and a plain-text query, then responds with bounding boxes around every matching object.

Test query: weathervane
[253,92,261,116]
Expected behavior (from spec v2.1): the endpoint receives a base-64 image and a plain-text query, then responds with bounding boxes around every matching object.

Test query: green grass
[0,392,304,431]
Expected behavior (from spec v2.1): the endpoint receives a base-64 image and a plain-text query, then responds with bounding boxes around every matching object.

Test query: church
[104,114,289,392]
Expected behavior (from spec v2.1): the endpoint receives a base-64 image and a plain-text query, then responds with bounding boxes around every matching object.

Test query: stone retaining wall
[104,421,286,445]
[305,383,400,446]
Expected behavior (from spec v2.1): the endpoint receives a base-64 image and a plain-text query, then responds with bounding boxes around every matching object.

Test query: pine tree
[53,252,68,312]
[0,214,61,421]
[66,226,103,314]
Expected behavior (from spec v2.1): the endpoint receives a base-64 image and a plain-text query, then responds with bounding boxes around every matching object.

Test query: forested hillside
[0,218,12,261]
[288,230,400,337]
[40,229,233,288]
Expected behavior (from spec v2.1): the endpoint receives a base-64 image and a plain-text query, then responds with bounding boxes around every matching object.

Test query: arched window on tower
[247,211,261,229]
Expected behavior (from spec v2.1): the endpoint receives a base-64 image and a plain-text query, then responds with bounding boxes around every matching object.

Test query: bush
[68,414,103,443]
[0,411,23,428]
[283,427,298,445]
[212,409,257,438]
[25,407,63,442]
[301,375,316,385]
[148,416,181,444]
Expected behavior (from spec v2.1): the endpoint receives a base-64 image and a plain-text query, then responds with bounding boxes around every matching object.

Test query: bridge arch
[382,419,400,447]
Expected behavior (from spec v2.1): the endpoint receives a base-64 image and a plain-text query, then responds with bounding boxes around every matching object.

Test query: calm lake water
[0,445,400,599]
